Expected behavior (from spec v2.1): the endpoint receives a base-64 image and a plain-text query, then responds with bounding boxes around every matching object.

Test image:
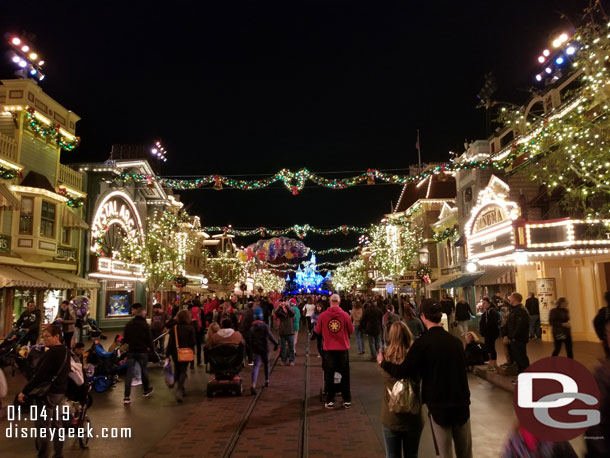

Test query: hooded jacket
[207,328,244,348]
[315,306,354,351]
[250,321,279,354]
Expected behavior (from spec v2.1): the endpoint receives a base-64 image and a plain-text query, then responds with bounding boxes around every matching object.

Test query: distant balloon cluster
[238,237,308,262]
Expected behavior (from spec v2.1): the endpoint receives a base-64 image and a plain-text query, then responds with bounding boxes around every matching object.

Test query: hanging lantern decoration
[213,175,223,190]
[366,169,375,185]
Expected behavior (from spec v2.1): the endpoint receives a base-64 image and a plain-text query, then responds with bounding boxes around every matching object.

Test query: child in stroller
[84,340,125,392]
[204,342,245,397]
[0,328,29,369]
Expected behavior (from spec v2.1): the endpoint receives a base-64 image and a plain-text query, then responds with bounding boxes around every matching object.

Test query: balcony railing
[0,132,18,164]
[58,163,83,191]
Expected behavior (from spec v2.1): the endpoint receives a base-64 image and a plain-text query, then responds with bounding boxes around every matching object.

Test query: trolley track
[222,332,311,458]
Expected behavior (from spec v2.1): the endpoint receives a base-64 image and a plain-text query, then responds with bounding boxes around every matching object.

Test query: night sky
[0,0,586,256]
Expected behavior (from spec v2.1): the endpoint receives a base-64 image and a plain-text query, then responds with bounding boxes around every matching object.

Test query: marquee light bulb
[566,46,576,55]
[11,37,21,46]
[21,45,29,52]
[552,39,561,48]
[559,33,568,43]
[545,67,552,74]
[535,74,542,82]
[18,60,27,68]
[29,52,37,60]
[542,49,550,57]
[538,56,545,63]
[11,56,20,63]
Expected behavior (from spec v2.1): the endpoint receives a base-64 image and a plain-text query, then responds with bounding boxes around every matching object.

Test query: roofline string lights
[115,154,516,195]
[7,36,45,81]
[535,32,577,83]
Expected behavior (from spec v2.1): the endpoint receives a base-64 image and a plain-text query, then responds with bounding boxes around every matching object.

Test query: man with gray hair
[315,293,354,409]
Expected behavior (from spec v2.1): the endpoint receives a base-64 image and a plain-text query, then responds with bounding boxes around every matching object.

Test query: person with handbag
[550,297,573,359]
[377,321,423,458]
[18,324,69,458]
[166,309,196,402]
[122,303,154,405]
[404,299,472,458]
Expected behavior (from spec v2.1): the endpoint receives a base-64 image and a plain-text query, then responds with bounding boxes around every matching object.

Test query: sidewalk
[473,339,605,392]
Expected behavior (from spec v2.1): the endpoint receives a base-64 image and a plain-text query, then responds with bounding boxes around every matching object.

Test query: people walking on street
[378,321,423,458]
[440,294,455,328]
[525,293,541,340]
[360,301,383,361]
[455,297,473,338]
[290,298,301,349]
[18,324,70,458]
[16,300,41,345]
[239,301,256,365]
[315,294,354,409]
[404,299,473,458]
[188,299,205,368]
[479,297,500,370]
[250,308,278,394]
[166,310,196,402]
[403,305,425,340]
[593,291,610,357]
[382,303,401,346]
[151,303,170,355]
[122,303,154,404]
[550,297,573,359]
[303,297,316,334]
[505,293,530,377]
[54,300,76,348]
[311,304,324,358]
[351,301,365,354]
[274,300,296,365]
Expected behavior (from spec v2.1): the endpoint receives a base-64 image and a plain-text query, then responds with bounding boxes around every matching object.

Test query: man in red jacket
[315,293,354,409]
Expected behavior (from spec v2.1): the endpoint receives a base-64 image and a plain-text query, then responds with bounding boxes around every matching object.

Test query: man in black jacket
[359,302,383,361]
[16,300,41,345]
[525,292,541,340]
[505,292,530,375]
[405,299,472,458]
[122,303,154,404]
[239,302,256,365]
[274,300,295,365]
[18,324,69,458]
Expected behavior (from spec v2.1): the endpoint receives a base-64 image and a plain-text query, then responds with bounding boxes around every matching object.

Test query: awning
[62,207,89,229]
[16,267,72,289]
[0,265,47,288]
[184,284,209,294]
[426,274,461,291]
[0,182,20,210]
[48,270,100,289]
[441,273,483,289]
[474,267,515,286]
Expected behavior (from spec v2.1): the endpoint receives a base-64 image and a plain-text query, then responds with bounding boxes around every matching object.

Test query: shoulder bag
[27,347,69,398]
[175,325,194,362]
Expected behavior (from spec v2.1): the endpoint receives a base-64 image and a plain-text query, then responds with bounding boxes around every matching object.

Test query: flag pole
[416,129,422,172]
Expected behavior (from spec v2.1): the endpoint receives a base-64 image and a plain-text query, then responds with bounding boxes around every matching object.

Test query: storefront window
[19,197,33,235]
[106,290,134,317]
[40,200,56,238]
[61,227,71,245]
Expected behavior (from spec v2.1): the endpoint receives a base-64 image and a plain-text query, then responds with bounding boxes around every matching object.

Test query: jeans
[323,350,351,403]
[552,334,573,359]
[382,424,422,458]
[456,321,469,337]
[280,334,295,363]
[306,316,313,333]
[124,352,151,398]
[528,314,541,339]
[368,334,382,359]
[252,351,270,387]
[172,357,189,396]
[36,393,64,458]
[243,331,253,364]
[429,415,473,458]
[354,325,364,353]
[509,341,530,374]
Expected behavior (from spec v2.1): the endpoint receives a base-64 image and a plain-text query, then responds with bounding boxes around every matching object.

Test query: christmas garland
[22,107,80,151]
[57,188,86,208]
[416,264,432,284]
[173,274,189,289]
[311,247,359,255]
[201,224,368,238]
[432,227,459,243]
[0,165,22,180]
[115,154,516,195]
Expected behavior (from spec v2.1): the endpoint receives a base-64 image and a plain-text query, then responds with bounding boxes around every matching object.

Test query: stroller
[205,343,244,397]
[0,328,30,371]
[85,341,124,392]
[86,318,107,340]
[150,331,169,367]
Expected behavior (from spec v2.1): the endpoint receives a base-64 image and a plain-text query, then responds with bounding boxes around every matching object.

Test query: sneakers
[131,379,142,387]
[343,402,352,409]
[123,397,131,405]
[324,402,334,409]
[143,387,154,397]
[248,362,254,366]
[289,362,295,366]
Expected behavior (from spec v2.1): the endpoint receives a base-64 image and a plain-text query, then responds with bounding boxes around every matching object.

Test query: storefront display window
[106,290,134,317]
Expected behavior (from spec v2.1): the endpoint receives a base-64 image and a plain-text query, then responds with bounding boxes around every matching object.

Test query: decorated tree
[203,250,245,296]
[121,210,198,293]
[332,258,367,291]
[255,270,286,294]
[498,7,610,217]
[369,221,423,280]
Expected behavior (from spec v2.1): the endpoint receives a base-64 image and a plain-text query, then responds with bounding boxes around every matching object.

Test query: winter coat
[506,305,529,344]
[360,306,383,337]
[455,301,473,322]
[250,321,279,354]
[479,306,500,340]
[549,307,571,340]
[274,305,295,336]
[166,323,196,358]
[315,306,354,351]
[123,315,155,354]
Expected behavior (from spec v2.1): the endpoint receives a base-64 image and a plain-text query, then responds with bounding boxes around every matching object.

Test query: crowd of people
[2,288,610,458]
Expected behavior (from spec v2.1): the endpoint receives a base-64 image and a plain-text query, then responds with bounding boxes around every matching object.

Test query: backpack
[387,378,421,414]
[68,357,85,386]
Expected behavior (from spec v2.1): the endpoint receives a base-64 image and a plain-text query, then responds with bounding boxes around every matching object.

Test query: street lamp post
[418,245,430,299]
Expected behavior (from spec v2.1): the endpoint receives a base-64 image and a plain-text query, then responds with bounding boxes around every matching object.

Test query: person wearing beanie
[250,307,278,394]
[315,293,354,409]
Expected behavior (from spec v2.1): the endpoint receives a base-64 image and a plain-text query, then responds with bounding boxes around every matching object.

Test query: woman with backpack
[377,321,423,458]
[479,296,500,371]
